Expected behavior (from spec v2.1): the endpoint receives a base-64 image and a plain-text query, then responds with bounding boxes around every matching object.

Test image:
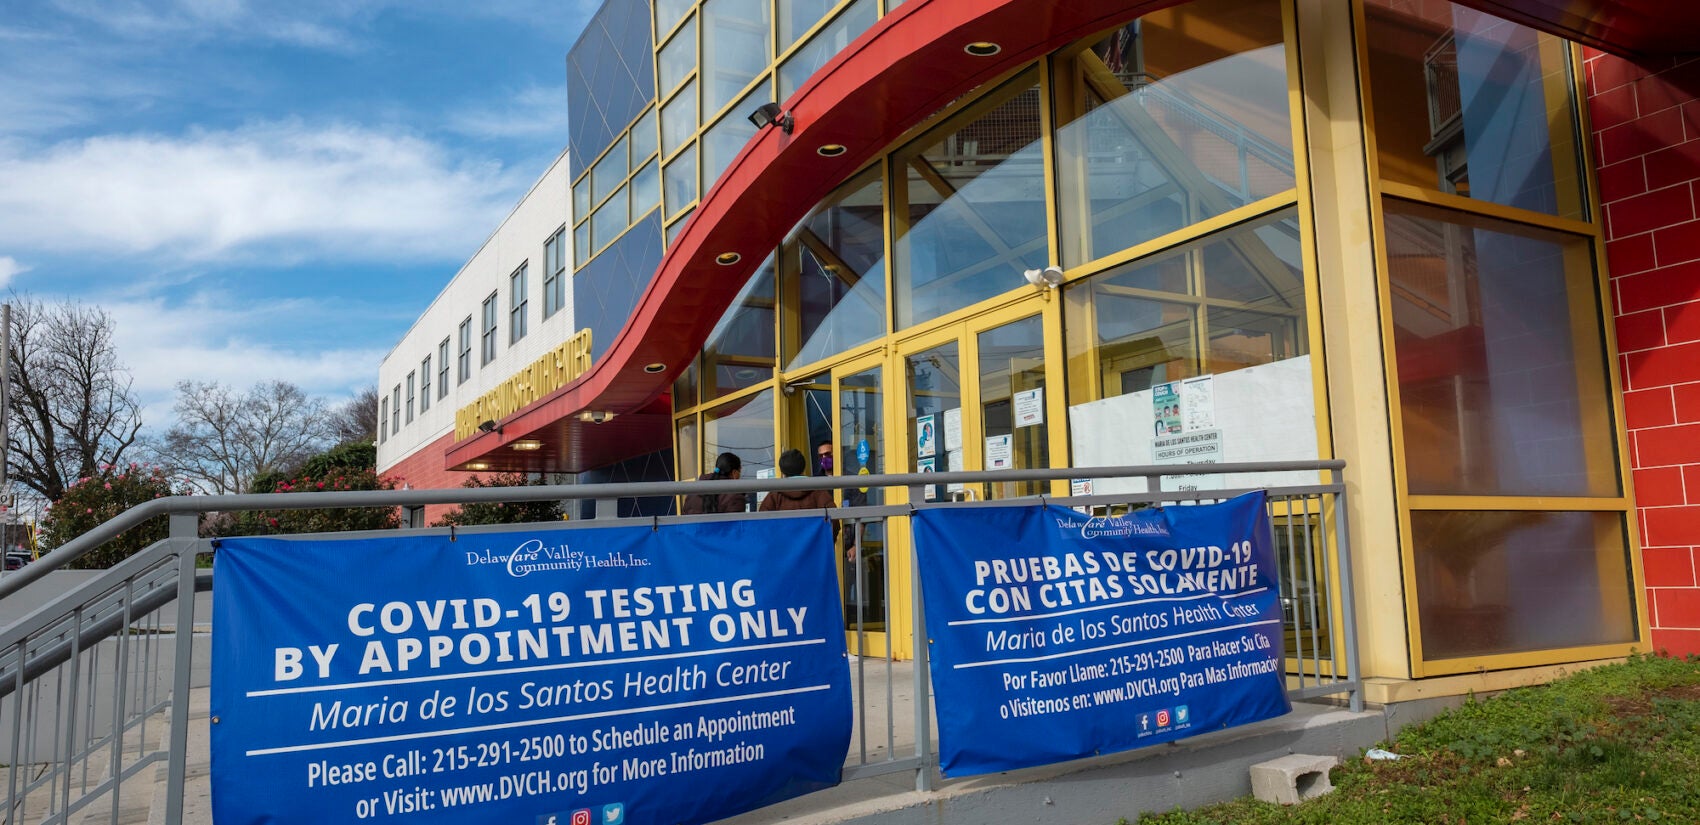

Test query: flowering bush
[219,468,401,537]
[432,473,564,527]
[38,464,181,569]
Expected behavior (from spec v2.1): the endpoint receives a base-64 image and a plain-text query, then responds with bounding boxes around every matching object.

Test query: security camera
[1023,265,1064,289]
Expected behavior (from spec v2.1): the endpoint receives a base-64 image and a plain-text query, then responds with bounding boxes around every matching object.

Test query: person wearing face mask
[814,441,834,476]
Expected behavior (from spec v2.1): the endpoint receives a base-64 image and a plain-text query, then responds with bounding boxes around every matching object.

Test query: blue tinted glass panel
[631,108,658,170]
[567,0,656,180]
[702,0,770,119]
[574,211,665,361]
[779,0,873,100]
[665,147,698,216]
[632,160,661,218]
[662,79,698,156]
[659,15,697,98]
[703,82,762,191]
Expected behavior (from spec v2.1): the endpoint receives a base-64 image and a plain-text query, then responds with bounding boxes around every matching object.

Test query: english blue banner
[211,517,851,825]
[913,492,1290,776]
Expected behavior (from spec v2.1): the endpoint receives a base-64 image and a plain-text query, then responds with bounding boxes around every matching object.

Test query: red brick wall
[382,433,470,526]
[1587,50,1700,656]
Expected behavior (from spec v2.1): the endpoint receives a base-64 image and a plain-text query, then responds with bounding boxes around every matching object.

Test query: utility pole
[2,302,11,553]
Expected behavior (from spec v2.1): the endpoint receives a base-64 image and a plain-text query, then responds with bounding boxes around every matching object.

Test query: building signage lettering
[453,328,593,440]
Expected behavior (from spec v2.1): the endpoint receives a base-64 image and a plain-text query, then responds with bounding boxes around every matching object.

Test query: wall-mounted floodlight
[1022,265,1065,289]
[477,419,499,434]
[747,102,793,134]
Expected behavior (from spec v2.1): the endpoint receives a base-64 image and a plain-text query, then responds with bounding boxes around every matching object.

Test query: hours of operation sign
[212,517,851,825]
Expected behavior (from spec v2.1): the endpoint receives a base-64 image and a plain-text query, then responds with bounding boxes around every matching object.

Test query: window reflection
[1386,200,1618,497]
[894,73,1047,329]
[783,167,886,369]
[1364,0,1586,220]
[702,0,771,119]
[779,0,874,100]
[664,147,697,217]
[703,389,776,499]
[701,255,777,401]
[704,82,763,190]
[1413,510,1634,659]
[659,15,696,98]
[662,78,697,157]
[590,185,628,252]
[1053,0,1293,269]
[1064,210,1306,404]
[979,316,1048,500]
[906,342,959,503]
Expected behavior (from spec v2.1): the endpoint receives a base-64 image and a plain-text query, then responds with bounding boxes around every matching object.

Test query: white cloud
[0,256,28,288]
[104,291,386,428]
[0,120,529,263]
[447,84,571,142]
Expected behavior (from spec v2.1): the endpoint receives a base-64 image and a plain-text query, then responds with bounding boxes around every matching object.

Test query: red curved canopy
[446,0,1697,473]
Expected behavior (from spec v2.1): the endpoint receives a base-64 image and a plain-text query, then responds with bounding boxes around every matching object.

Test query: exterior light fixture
[1023,265,1064,288]
[511,440,543,451]
[466,462,490,471]
[747,102,793,134]
[643,362,667,373]
[477,419,499,434]
[964,41,1002,56]
[715,252,741,265]
[817,144,847,157]
[577,410,617,424]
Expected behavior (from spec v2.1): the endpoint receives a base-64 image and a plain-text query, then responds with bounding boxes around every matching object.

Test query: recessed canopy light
[511,440,543,451]
[715,252,741,265]
[817,144,847,157]
[964,42,1001,57]
[466,462,489,471]
[644,362,667,373]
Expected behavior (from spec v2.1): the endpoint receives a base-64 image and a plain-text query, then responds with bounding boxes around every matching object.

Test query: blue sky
[0,0,597,424]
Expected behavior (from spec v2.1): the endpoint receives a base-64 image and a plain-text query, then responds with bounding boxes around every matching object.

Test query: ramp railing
[0,460,1355,823]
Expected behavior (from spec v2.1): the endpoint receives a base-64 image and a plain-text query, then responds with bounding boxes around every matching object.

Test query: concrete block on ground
[1249,753,1336,805]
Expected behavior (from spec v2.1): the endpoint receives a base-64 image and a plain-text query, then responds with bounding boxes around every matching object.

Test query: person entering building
[759,449,836,512]
[681,452,746,514]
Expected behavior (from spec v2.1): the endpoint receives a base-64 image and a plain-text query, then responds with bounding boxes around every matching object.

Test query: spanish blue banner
[913,492,1290,776]
[211,517,851,825]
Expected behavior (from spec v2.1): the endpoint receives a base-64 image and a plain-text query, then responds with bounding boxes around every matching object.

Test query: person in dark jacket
[758,449,835,512]
[681,452,745,514]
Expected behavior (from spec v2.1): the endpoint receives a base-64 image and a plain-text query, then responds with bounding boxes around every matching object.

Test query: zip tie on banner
[449,524,457,542]
[1038,493,1048,509]
[209,538,221,551]
[907,501,918,515]
[652,515,660,532]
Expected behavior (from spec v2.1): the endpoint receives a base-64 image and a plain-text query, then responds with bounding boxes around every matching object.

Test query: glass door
[833,354,887,646]
[976,314,1050,500]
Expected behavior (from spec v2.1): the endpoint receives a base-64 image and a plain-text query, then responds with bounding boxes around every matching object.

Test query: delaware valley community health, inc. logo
[1050,513,1170,541]
[464,537,585,578]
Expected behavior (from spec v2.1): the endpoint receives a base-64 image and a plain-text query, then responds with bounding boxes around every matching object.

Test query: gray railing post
[164,512,199,824]
[908,485,933,793]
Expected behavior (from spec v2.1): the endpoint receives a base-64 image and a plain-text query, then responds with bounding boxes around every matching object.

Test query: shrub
[39,464,181,569]
[432,473,564,527]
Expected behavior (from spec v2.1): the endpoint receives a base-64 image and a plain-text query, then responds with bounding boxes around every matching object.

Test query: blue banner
[913,492,1290,776]
[212,517,851,825]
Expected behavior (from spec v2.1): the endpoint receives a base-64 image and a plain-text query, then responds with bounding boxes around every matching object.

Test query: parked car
[3,551,30,571]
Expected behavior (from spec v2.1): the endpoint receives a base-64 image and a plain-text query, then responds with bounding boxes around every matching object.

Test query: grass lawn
[1134,654,1700,824]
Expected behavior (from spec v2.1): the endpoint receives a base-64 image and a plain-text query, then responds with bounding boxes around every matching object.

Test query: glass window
[1064,209,1305,404]
[703,389,776,497]
[405,372,416,424]
[659,15,697,99]
[1385,199,1617,497]
[437,338,450,398]
[480,292,498,366]
[1412,510,1634,659]
[701,0,770,119]
[632,160,661,218]
[676,414,699,480]
[778,0,839,53]
[906,341,959,503]
[702,255,776,402]
[420,356,431,413]
[509,263,529,344]
[544,228,566,318]
[631,107,658,169]
[391,385,401,433]
[573,176,590,218]
[782,166,886,369]
[574,222,591,267]
[674,361,699,412]
[457,318,472,383]
[979,316,1049,499]
[593,135,627,206]
[592,185,629,251]
[662,79,698,157]
[379,396,388,443]
[1053,0,1294,269]
[895,72,1047,328]
[1364,0,1586,220]
[779,0,874,100]
[656,0,694,36]
[667,208,694,244]
[703,81,763,189]
[665,148,698,217]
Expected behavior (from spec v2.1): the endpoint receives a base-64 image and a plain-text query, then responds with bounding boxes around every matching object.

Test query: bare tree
[163,380,335,494]
[6,297,145,502]
[329,385,379,445]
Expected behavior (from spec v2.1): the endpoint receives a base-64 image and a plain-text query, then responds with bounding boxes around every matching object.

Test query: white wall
[376,149,576,473]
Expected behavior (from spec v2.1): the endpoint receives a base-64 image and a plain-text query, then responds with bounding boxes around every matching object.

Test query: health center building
[378,0,1700,700]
